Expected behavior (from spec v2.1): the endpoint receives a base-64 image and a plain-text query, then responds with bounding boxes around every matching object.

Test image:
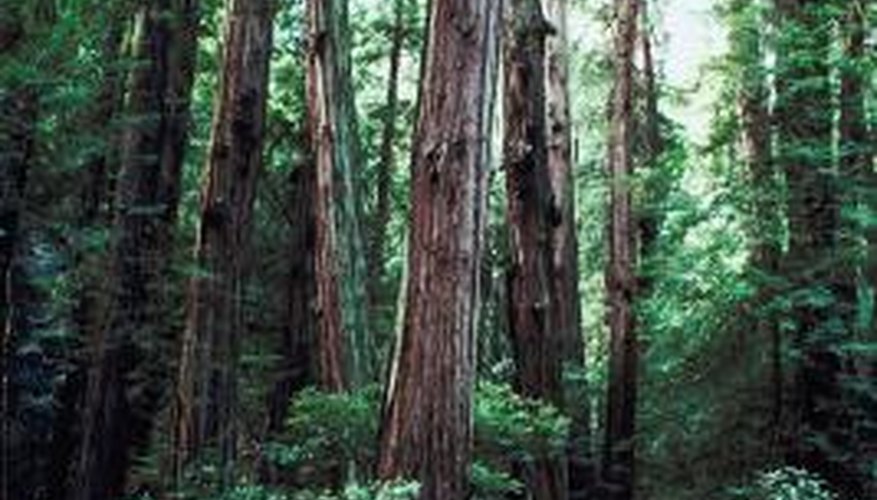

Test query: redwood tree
[603,0,639,499]
[72,1,199,498]
[377,0,502,497]
[173,0,275,485]
[307,0,371,391]
[544,0,591,496]
[503,0,566,497]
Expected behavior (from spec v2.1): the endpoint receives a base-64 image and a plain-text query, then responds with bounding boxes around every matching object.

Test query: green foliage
[473,381,570,462]
[263,382,567,497]
[470,461,524,500]
[727,468,839,500]
[214,480,420,500]
[265,386,381,474]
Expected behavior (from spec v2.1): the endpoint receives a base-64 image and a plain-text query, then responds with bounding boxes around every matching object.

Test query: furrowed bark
[377,0,503,497]
[603,1,639,499]
[544,0,592,496]
[503,0,566,497]
[173,0,274,487]
[308,0,372,391]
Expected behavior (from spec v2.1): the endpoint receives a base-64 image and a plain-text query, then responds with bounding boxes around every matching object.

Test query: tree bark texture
[268,160,317,434]
[308,0,372,391]
[72,1,199,498]
[377,0,503,498]
[173,0,274,486]
[503,0,567,497]
[544,0,592,496]
[603,1,639,499]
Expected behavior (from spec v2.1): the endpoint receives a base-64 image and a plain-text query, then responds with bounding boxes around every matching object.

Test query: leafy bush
[214,480,419,500]
[264,385,381,475]
[470,460,523,499]
[727,467,838,500]
[289,480,420,500]
[474,381,570,462]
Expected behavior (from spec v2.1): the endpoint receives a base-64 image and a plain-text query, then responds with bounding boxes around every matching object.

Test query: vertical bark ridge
[603,1,639,499]
[173,0,274,487]
[377,0,503,497]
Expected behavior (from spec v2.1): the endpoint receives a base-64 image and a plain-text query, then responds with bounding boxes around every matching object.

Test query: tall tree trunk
[729,0,783,447]
[308,0,372,391]
[544,0,591,496]
[377,0,503,497]
[637,0,661,272]
[268,158,317,434]
[503,0,566,498]
[603,1,639,499]
[72,1,199,498]
[173,0,274,487]
[368,0,407,318]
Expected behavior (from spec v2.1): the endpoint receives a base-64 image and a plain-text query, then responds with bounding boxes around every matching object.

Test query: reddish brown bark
[545,0,582,368]
[503,0,566,497]
[307,0,371,391]
[603,1,639,499]
[72,1,199,498]
[544,0,592,496]
[377,0,502,497]
[173,0,274,485]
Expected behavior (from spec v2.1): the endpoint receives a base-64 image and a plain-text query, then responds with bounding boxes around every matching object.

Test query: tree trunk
[72,1,199,498]
[544,0,592,496]
[368,0,407,318]
[503,0,566,497]
[603,1,639,499]
[637,0,661,275]
[308,0,372,391]
[268,158,317,434]
[173,0,274,487]
[377,0,502,497]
